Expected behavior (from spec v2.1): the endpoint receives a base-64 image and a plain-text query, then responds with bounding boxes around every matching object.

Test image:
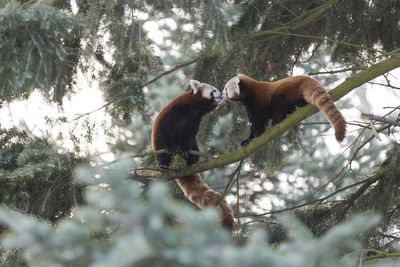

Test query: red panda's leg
[241,102,270,146]
[241,121,267,147]
[241,107,259,146]
[241,126,255,147]
[187,141,200,165]
[271,95,307,125]
[155,151,172,169]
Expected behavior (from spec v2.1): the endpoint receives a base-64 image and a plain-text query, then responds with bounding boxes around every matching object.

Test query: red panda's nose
[213,91,223,103]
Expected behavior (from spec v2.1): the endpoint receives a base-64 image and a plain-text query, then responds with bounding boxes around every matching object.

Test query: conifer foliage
[0,0,399,266]
[0,128,84,222]
[0,1,84,104]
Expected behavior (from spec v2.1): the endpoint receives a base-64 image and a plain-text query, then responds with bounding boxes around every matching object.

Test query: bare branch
[240,165,389,217]
[308,67,364,76]
[363,115,382,141]
[217,160,243,206]
[361,113,400,127]
[252,31,380,53]
[36,0,55,5]
[252,1,337,39]
[143,57,200,87]
[369,81,400,90]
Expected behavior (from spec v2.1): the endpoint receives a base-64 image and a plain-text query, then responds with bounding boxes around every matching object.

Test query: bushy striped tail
[303,81,347,142]
[176,174,235,230]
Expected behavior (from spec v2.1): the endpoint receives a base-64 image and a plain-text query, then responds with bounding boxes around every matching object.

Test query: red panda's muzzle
[214,93,223,104]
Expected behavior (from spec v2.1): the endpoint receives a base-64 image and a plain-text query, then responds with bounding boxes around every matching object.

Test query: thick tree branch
[128,55,400,182]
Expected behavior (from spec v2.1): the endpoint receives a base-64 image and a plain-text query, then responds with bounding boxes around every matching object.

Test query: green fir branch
[251,31,380,53]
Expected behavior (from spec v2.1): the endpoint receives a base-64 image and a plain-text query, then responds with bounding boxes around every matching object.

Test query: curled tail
[303,81,347,142]
[176,174,235,230]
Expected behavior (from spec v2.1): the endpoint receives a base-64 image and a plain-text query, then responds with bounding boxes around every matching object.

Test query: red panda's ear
[189,80,201,94]
[224,76,241,99]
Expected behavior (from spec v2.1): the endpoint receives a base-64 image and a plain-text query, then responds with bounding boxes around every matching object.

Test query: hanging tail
[176,174,235,230]
[302,80,347,142]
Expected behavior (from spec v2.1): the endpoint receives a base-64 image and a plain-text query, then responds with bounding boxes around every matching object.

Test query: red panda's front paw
[240,139,250,147]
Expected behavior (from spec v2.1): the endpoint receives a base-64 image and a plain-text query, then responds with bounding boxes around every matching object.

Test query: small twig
[361,114,382,141]
[217,160,243,207]
[128,171,159,184]
[240,219,268,227]
[308,67,364,75]
[71,56,201,121]
[143,56,200,87]
[252,31,381,53]
[369,81,400,90]
[240,166,389,218]
[335,173,380,220]
[364,248,400,261]
[72,102,114,121]
[361,113,400,127]
[369,118,381,141]
[236,163,242,227]
[36,0,55,5]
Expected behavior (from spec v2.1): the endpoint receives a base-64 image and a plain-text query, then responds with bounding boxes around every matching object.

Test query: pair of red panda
[152,75,347,230]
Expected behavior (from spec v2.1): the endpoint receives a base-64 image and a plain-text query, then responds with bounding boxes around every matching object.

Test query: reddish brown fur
[176,174,235,230]
[152,85,235,230]
[235,75,347,142]
[152,91,208,150]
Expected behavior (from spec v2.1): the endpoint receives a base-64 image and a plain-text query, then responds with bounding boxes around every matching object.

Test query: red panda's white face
[222,76,241,101]
[189,80,223,104]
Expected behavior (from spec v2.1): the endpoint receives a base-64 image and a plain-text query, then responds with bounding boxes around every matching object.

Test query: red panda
[222,74,346,146]
[152,80,235,230]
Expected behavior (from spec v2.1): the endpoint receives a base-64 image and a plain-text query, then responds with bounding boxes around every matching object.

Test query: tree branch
[71,57,200,121]
[36,0,55,5]
[308,67,364,76]
[252,31,380,53]
[128,55,400,181]
[143,56,200,87]
[369,81,400,90]
[248,1,390,57]
[251,0,337,40]
[361,113,400,127]
[239,164,390,218]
